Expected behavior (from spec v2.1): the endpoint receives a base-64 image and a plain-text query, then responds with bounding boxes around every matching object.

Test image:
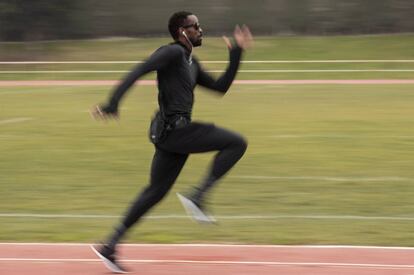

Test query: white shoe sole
[177,193,216,224]
[90,245,128,274]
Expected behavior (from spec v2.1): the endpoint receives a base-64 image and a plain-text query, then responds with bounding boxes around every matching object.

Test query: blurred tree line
[1,0,414,41]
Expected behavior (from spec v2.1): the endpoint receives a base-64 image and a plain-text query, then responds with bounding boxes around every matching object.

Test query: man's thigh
[150,148,189,187]
[159,122,243,154]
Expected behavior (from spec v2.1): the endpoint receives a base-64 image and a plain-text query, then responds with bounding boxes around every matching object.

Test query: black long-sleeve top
[103,41,243,120]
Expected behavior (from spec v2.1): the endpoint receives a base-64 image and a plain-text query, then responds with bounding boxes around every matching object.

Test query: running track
[1,243,414,274]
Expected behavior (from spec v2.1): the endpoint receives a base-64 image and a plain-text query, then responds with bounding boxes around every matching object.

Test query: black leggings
[121,122,247,228]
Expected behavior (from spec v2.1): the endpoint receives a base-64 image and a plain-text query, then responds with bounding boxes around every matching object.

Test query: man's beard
[192,37,202,47]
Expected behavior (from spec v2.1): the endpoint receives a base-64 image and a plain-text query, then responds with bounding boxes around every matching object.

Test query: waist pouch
[149,111,168,144]
[172,115,191,129]
[149,112,191,144]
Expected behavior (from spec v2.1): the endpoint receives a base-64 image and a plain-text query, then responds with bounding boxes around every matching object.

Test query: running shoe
[90,244,128,273]
[177,193,216,224]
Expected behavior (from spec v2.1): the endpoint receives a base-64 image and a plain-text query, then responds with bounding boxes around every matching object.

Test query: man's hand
[90,105,119,121]
[223,25,253,50]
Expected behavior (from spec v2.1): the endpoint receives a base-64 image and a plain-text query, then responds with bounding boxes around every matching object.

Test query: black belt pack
[149,112,191,144]
[149,111,168,144]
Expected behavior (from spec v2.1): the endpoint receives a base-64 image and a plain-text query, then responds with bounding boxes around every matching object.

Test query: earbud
[181,30,193,48]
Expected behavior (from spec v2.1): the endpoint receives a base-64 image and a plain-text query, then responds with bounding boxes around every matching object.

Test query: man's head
[168,11,203,47]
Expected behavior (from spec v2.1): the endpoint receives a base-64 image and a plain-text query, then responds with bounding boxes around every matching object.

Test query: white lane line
[2,243,414,250]
[268,134,414,139]
[233,175,411,182]
[0,61,144,64]
[3,60,414,64]
[0,258,100,262]
[238,60,414,63]
[2,69,414,74]
[0,134,19,138]
[2,80,414,86]
[0,213,119,219]
[0,70,130,73]
[211,69,414,73]
[1,213,414,221]
[0,258,413,269]
[0,117,33,125]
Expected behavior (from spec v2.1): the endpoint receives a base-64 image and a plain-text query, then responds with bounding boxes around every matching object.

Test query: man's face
[182,15,203,47]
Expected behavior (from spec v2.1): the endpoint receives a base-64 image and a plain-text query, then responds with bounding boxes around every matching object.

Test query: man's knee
[233,135,248,155]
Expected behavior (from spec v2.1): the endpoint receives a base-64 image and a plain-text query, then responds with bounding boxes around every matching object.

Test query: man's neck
[176,38,192,52]
[174,40,193,64]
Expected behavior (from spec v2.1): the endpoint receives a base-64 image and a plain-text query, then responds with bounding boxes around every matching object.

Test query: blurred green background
[1,1,414,246]
[1,0,414,41]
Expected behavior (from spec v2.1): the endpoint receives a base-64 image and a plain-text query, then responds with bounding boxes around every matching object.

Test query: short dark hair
[168,11,193,40]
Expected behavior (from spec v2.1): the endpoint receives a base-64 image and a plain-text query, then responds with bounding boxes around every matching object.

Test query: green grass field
[1,34,414,246]
[2,85,414,245]
[1,34,414,80]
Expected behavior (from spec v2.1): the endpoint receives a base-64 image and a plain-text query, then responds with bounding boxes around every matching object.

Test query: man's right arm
[196,25,252,96]
[101,45,181,115]
[196,46,242,94]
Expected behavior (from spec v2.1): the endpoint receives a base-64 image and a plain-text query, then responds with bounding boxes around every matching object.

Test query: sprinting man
[91,11,252,273]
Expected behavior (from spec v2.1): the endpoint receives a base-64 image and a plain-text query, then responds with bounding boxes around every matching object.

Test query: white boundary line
[2,80,414,86]
[0,117,33,125]
[2,242,414,250]
[0,258,413,269]
[1,213,414,221]
[269,134,414,139]
[2,69,414,74]
[3,60,414,64]
[212,69,414,73]
[232,175,411,182]
[0,61,144,64]
[0,70,129,74]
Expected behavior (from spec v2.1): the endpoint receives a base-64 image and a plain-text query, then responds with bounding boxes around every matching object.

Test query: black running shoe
[90,244,128,273]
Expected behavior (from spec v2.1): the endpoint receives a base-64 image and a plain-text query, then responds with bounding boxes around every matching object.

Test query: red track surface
[1,243,414,275]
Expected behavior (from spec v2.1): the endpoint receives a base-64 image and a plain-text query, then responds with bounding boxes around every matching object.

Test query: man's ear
[181,29,189,39]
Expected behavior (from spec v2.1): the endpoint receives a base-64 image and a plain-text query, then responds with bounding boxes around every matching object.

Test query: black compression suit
[104,41,242,119]
[103,41,248,245]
